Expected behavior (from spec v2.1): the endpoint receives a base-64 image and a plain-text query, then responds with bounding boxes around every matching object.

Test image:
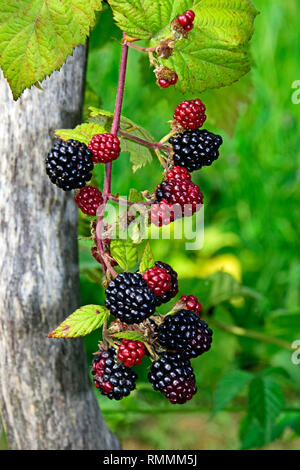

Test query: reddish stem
[118,130,170,152]
[96,38,129,278]
[108,194,153,206]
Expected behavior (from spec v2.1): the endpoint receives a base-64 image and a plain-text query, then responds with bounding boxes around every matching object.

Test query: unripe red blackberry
[45,139,94,191]
[117,339,146,367]
[157,73,178,88]
[170,129,223,172]
[92,348,137,400]
[180,295,202,314]
[74,185,103,216]
[150,200,175,227]
[105,272,156,324]
[143,266,172,296]
[157,310,213,358]
[154,261,178,306]
[88,133,121,163]
[174,99,206,130]
[166,166,191,181]
[148,352,197,404]
[155,178,203,217]
[177,10,195,32]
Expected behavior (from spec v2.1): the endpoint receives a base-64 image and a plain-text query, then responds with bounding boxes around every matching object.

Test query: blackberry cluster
[143,265,172,296]
[45,139,94,191]
[155,178,203,217]
[74,185,103,216]
[92,348,137,400]
[157,310,213,358]
[148,352,197,404]
[170,129,223,172]
[173,99,206,130]
[105,272,156,324]
[88,133,121,163]
[154,261,178,306]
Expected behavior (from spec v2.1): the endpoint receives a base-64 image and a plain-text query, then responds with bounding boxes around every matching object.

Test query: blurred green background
[2,0,298,452]
[76,0,300,450]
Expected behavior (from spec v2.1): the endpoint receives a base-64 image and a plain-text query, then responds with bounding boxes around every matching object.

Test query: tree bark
[0,45,120,450]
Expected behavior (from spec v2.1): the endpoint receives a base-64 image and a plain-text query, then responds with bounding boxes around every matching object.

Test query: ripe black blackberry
[157,310,213,358]
[92,348,137,400]
[170,129,223,172]
[154,261,178,306]
[105,272,156,324]
[148,352,197,404]
[45,139,94,191]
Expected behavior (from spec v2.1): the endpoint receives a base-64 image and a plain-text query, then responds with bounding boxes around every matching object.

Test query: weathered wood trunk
[0,45,119,450]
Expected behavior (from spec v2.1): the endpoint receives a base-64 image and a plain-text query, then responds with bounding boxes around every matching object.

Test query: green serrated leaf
[112,331,147,343]
[213,370,253,415]
[0,0,102,100]
[129,188,145,203]
[88,107,155,171]
[47,304,110,339]
[110,240,138,271]
[139,242,154,273]
[248,377,285,432]
[55,123,106,145]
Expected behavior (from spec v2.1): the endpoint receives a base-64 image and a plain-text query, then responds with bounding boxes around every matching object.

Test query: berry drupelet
[88,133,121,163]
[143,265,172,296]
[177,10,195,32]
[74,185,103,216]
[92,348,137,400]
[117,339,146,367]
[45,139,94,191]
[155,178,204,217]
[148,352,197,404]
[153,261,178,306]
[170,129,223,172]
[157,310,213,359]
[158,73,178,89]
[105,272,156,324]
[173,99,206,130]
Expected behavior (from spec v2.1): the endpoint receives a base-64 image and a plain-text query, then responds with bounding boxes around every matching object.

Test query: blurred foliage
[79,0,300,450]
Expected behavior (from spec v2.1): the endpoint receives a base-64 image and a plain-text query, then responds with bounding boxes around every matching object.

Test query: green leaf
[129,188,145,203]
[0,0,102,100]
[213,370,253,415]
[110,240,138,270]
[111,331,147,343]
[109,0,258,93]
[55,123,106,145]
[240,415,265,450]
[248,377,285,432]
[88,107,155,171]
[139,241,154,273]
[47,304,110,339]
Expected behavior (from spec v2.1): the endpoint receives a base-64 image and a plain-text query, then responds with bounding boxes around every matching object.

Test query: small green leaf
[111,331,147,343]
[0,0,102,99]
[110,240,138,271]
[129,188,145,203]
[88,107,155,171]
[213,370,253,415]
[248,377,285,431]
[47,305,110,339]
[139,242,154,273]
[55,123,106,145]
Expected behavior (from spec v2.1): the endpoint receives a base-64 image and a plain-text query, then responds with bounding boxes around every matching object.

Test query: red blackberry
[154,261,178,306]
[92,348,137,400]
[155,178,203,217]
[166,166,191,181]
[170,129,223,172]
[45,139,94,191]
[148,352,197,404]
[177,10,195,32]
[150,200,175,227]
[174,99,206,130]
[74,185,103,216]
[143,266,172,296]
[180,295,202,314]
[88,133,121,163]
[157,310,213,359]
[157,73,178,88]
[105,272,156,324]
[117,339,146,367]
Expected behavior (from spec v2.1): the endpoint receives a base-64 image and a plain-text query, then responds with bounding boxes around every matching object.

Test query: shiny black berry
[148,352,197,404]
[92,348,137,400]
[157,310,213,358]
[45,139,94,191]
[105,272,156,324]
[170,129,223,172]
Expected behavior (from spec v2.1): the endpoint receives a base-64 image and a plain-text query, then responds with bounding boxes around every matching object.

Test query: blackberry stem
[108,194,153,206]
[118,130,170,152]
[96,35,129,278]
